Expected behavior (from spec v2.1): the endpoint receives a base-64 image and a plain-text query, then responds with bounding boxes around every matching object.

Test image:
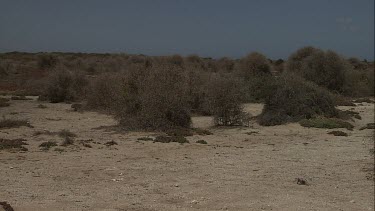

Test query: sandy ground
[0,98,374,211]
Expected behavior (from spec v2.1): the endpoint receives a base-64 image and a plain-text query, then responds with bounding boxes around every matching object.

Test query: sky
[0,0,374,60]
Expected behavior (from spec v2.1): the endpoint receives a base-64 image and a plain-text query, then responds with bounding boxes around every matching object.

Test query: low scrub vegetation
[58,129,77,138]
[154,135,189,144]
[0,119,32,128]
[1,47,373,131]
[39,141,58,150]
[0,138,28,151]
[0,97,10,107]
[300,117,354,130]
[327,131,348,136]
[42,66,88,103]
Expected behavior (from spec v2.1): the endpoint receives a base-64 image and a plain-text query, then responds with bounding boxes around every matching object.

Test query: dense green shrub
[258,74,338,126]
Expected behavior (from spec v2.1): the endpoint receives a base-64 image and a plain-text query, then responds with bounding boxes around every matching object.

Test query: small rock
[191,200,199,204]
[296,178,308,185]
[174,184,179,187]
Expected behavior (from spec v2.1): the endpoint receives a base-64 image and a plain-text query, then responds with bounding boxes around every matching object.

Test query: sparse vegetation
[0,119,32,128]
[196,140,207,144]
[0,97,10,107]
[154,135,189,144]
[300,117,354,130]
[10,95,32,100]
[61,136,75,146]
[327,131,348,136]
[37,104,47,109]
[0,138,28,151]
[105,140,118,146]
[58,129,77,138]
[39,141,58,150]
[137,137,154,141]
[360,123,375,130]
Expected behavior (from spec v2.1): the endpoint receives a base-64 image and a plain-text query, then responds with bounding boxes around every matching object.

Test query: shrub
[300,117,354,130]
[342,68,374,97]
[86,73,125,111]
[237,52,275,102]
[167,54,184,66]
[38,53,58,69]
[245,74,277,102]
[43,67,88,103]
[205,76,250,126]
[117,64,191,130]
[286,47,349,92]
[258,74,338,126]
[239,52,272,78]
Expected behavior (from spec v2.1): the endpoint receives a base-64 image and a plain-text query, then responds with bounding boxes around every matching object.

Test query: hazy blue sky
[0,0,373,59]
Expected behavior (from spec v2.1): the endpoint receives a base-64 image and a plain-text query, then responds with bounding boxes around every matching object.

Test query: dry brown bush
[43,66,88,103]
[205,75,249,126]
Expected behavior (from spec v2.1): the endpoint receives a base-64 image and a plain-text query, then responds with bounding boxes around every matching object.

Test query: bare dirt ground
[0,98,374,211]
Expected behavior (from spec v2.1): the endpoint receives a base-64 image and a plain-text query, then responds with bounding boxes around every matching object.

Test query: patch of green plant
[300,117,354,130]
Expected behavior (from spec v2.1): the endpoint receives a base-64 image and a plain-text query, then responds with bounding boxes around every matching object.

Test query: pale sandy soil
[0,98,374,211]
